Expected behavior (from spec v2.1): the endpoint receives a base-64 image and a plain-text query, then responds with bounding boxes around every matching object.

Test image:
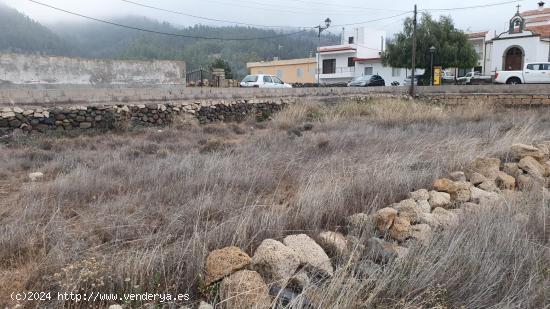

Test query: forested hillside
[0,4,339,78]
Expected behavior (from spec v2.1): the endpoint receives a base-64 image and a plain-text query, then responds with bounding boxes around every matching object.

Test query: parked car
[347,75,385,87]
[457,71,492,85]
[403,74,423,86]
[240,74,292,88]
[494,62,550,84]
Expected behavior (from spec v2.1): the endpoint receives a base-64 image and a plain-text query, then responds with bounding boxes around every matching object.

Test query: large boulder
[428,190,451,209]
[364,237,408,263]
[317,231,348,257]
[219,270,272,309]
[433,178,471,202]
[205,246,252,285]
[408,189,430,201]
[432,207,459,228]
[283,234,333,277]
[374,207,398,233]
[518,156,548,179]
[389,216,411,241]
[469,172,486,186]
[495,171,516,190]
[393,199,425,223]
[511,144,546,162]
[503,163,522,178]
[449,171,467,182]
[417,200,432,213]
[470,186,502,206]
[252,239,300,288]
[467,156,501,180]
[346,213,375,236]
[418,212,439,229]
[478,179,499,192]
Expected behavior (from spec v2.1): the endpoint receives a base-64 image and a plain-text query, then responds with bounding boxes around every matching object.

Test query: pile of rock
[197,142,549,308]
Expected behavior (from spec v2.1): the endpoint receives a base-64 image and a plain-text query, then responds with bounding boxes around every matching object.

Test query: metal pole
[410,4,417,97]
[317,29,321,86]
[430,52,434,86]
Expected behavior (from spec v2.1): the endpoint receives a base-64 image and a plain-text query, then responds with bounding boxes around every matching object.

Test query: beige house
[246,58,317,84]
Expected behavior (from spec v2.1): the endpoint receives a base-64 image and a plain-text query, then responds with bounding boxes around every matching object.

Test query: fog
[2,0,535,35]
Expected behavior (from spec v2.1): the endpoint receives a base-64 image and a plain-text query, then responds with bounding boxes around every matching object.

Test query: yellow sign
[434,66,442,86]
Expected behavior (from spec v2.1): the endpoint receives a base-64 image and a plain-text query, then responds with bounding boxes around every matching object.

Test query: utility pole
[316,18,332,86]
[410,4,417,97]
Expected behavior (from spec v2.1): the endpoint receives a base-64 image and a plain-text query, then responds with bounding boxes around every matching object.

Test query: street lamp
[429,46,436,86]
[316,18,332,86]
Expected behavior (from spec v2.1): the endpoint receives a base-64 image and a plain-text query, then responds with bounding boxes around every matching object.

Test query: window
[322,59,336,74]
[392,68,401,77]
[348,37,354,44]
[242,75,258,82]
[276,70,283,78]
[272,76,284,84]
[364,67,373,75]
[348,57,355,67]
[263,76,272,83]
[296,68,303,77]
[527,63,548,70]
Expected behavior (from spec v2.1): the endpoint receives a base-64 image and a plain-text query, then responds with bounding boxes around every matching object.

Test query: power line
[119,0,298,29]
[332,11,412,27]
[279,0,409,13]
[423,0,524,12]
[27,0,312,41]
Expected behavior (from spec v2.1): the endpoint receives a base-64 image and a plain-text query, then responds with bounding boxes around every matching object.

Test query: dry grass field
[0,98,548,308]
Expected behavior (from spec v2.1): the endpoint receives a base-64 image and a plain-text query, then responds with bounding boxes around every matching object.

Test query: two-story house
[316,27,408,85]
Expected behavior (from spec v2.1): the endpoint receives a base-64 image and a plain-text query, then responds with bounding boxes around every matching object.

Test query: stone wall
[0,53,186,86]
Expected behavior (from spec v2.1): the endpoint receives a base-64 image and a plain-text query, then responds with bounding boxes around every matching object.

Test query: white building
[471,2,550,75]
[316,27,409,85]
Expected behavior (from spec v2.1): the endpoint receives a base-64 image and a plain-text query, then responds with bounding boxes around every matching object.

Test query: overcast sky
[2,0,540,36]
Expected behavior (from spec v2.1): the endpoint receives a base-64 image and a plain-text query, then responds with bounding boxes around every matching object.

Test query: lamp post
[429,46,436,86]
[316,18,331,86]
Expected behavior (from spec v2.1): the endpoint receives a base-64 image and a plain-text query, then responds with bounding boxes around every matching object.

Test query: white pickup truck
[494,62,550,84]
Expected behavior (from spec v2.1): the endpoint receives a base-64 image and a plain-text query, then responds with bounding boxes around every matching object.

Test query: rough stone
[252,239,300,288]
[393,199,424,223]
[374,207,398,232]
[478,179,499,192]
[107,305,123,309]
[428,190,451,209]
[29,172,44,182]
[432,207,459,228]
[205,246,252,285]
[198,301,214,309]
[503,163,522,178]
[408,188,430,201]
[283,234,333,277]
[417,200,432,213]
[495,171,516,190]
[518,156,547,179]
[79,122,92,129]
[317,231,348,257]
[219,270,271,309]
[470,186,502,205]
[469,172,486,185]
[449,171,467,182]
[433,178,471,202]
[468,156,501,179]
[417,212,438,229]
[365,237,408,263]
[409,224,432,243]
[511,143,546,161]
[389,216,411,241]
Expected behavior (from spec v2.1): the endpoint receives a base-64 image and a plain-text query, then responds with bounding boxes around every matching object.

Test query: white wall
[355,61,408,85]
[491,35,550,71]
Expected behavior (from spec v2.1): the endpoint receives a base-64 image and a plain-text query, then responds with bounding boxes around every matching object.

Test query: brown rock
[205,246,252,285]
[518,156,547,179]
[468,157,501,180]
[503,163,522,178]
[219,270,271,309]
[389,216,411,241]
[375,207,398,232]
[393,199,424,223]
[418,212,439,229]
[432,207,459,228]
[346,213,375,236]
[469,172,486,185]
[283,234,333,277]
[365,237,408,263]
[409,224,432,243]
[252,239,300,288]
[511,144,546,162]
[408,189,429,201]
[478,179,499,192]
[495,171,516,190]
[449,171,467,182]
[428,190,451,208]
[470,186,502,205]
[433,178,471,202]
[317,231,348,257]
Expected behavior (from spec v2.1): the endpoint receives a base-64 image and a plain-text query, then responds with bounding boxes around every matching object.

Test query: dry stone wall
[197,142,550,309]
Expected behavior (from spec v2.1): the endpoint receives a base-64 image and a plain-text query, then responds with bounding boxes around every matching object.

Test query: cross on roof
[517,4,521,13]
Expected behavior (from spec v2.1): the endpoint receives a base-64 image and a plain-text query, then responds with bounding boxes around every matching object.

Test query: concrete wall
[0,53,186,86]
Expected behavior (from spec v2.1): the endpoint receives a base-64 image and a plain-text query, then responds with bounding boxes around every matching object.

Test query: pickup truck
[494,62,550,84]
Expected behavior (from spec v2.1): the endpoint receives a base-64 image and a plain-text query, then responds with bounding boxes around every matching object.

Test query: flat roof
[247,58,316,68]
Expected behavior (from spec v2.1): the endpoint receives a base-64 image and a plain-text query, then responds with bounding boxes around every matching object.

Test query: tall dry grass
[0,98,548,308]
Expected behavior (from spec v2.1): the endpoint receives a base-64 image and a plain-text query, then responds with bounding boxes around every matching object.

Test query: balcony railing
[318,67,355,74]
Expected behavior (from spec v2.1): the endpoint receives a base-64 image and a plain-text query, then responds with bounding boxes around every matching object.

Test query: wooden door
[504,47,523,71]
